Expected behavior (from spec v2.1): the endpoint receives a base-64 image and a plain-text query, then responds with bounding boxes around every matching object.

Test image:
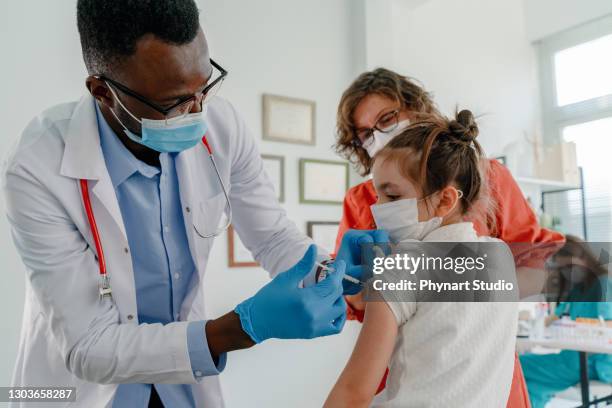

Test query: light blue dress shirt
[95,105,226,407]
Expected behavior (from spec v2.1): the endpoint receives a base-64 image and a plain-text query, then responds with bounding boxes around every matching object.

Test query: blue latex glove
[335,229,390,294]
[235,245,347,343]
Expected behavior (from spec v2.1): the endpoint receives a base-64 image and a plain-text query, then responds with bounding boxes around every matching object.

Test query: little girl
[324,110,518,407]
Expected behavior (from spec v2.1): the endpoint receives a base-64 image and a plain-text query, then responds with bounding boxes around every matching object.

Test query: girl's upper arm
[325,299,399,407]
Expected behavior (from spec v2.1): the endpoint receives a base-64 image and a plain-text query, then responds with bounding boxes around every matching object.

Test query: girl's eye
[387,195,400,201]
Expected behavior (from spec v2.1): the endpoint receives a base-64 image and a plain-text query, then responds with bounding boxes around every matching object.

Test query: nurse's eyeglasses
[96,59,227,120]
[351,109,400,148]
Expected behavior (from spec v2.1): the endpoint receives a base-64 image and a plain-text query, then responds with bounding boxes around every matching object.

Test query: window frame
[537,13,612,144]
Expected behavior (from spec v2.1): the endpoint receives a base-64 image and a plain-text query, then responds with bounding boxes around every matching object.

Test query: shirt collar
[421,222,478,242]
[95,103,160,188]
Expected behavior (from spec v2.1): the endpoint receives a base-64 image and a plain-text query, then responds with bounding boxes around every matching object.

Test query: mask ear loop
[453,189,464,212]
[417,192,437,219]
[102,83,149,140]
[420,188,464,217]
[104,82,143,124]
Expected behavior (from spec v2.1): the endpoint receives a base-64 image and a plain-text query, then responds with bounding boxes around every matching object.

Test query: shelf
[515,176,581,192]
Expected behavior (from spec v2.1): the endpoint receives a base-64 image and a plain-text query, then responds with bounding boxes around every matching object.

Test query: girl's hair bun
[449,109,479,142]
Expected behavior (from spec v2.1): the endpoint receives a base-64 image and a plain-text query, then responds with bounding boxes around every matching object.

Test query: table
[517,337,612,407]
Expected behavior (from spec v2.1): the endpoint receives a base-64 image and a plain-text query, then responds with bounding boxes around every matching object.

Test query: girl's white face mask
[370,198,442,242]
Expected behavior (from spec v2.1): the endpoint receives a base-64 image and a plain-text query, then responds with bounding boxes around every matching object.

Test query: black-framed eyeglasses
[96,59,228,119]
[351,109,400,148]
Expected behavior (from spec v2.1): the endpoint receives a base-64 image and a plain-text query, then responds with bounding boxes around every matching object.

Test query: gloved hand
[234,245,347,344]
[335,229,390,295]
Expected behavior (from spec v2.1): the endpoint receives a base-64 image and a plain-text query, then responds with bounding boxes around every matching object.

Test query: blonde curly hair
[335,68,437,177]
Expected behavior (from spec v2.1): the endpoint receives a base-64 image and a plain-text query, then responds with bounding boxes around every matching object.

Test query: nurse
[332,68,566,407]
[520,236,612,408]
[2,1,384,407]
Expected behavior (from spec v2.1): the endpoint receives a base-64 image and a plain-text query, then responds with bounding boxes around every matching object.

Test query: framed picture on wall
[261,154,285,202]
[300,159,349,204]
[227,225,259,267]
[493,155,507,166]
[262,94,316,145]
[307,221,340,254]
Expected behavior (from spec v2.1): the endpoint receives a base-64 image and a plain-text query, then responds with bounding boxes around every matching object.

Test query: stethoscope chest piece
[99,274,113,300]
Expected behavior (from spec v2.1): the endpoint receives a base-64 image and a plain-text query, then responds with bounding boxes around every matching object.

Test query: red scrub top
[334,159,564,408]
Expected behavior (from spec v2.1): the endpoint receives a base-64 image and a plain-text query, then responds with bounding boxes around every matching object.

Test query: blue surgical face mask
[106,83,208,153]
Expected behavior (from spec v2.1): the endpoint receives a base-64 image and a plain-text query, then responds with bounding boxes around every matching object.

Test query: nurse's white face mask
[363,119,411,158]
[370,190,463,242]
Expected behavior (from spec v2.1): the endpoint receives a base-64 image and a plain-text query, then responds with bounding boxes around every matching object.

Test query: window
[554,33,612,106]
[538,15,612,241]
[562,119,612,241]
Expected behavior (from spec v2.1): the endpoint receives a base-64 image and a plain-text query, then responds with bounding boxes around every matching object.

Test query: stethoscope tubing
[79,135,232,298]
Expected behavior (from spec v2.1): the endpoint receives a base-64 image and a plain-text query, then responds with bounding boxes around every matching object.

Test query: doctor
[2,1,385,407]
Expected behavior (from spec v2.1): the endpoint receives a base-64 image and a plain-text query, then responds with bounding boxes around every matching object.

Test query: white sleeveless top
[371,222,517,408]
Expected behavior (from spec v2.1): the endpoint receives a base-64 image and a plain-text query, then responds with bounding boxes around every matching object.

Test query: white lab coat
[2,94,313,407]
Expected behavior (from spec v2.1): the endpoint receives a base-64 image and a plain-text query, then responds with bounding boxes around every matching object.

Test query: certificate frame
[227,225,259,268]
[494,155,507,166]
[261,154,285,203]
[299,158,350,205]
[307,221,340,254]
[262,94,316,145]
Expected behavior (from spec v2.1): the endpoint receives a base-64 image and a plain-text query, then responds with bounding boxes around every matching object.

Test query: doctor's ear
[86,76,113,107]
[433,186,462,219]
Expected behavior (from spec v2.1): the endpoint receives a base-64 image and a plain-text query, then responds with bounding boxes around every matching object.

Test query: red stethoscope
[79,136,232,300]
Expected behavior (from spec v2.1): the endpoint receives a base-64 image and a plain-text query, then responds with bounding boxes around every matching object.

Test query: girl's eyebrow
[377,181,400,191]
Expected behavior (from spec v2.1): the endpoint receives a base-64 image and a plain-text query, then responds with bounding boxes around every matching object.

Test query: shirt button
[185,206,191,213]
[164,226,170,233]
[127,314,134,321]
[174,272,180,280]
[124,247,129,254]
[194,370,202,377]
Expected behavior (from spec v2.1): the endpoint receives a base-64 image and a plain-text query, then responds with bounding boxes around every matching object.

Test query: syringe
[316,262,362,286]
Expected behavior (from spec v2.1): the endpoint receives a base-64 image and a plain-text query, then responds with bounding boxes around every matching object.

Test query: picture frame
[300,158,349,205]
[261,154,285,202]
[494,155,507,166]
[262,94,316,145]
[307,221,340,254]
[227,225,259,268]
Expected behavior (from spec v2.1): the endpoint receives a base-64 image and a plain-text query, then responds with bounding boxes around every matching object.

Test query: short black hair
[77,0,200,74]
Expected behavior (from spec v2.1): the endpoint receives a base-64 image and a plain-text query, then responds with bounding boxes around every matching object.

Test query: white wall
[524,0,612,41]
[199,1,363,407]
[0,1,363,407]
[0,0,86,399]
[363,0,395,69]
[390,0,542,159]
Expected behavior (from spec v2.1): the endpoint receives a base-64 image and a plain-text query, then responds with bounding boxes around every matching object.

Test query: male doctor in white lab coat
[2,1,386,407]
